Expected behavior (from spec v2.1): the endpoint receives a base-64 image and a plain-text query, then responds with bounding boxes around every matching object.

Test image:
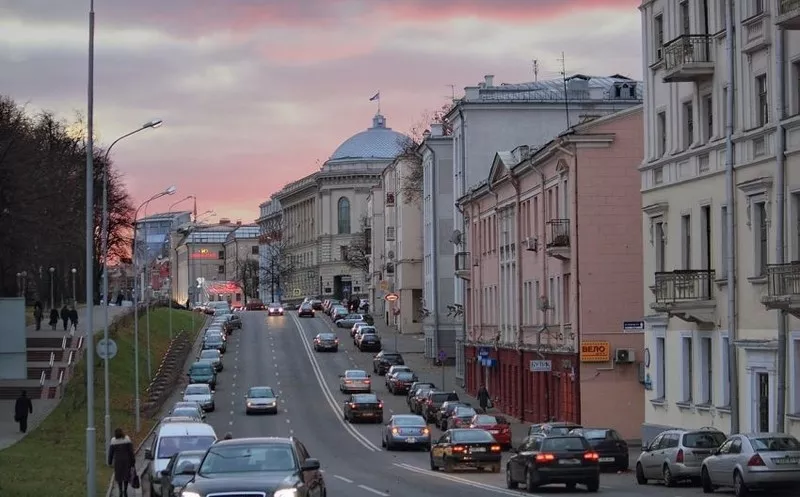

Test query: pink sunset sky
[0,0,642,222]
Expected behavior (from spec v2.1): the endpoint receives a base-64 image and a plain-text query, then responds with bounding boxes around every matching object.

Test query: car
[201,334,226,354]
[197,349,223,372]
[353,326,377,344]
[144,422,217,497]
[331,307,348,322]
[313,332,339,352]
[699,433,800,495]
[358,334,382,352]
[310,299,324,310]
[182,383,216,411]
[421,390,460,422]
[343,393,384,423]
[506,434,600,491]
[245,300,265,310]
[436,401,469,430]
[168,404,206,422]
[386,371,418,394]
[160,416,204,424]
[187,362,217,390]
[386,365,412,380]
[471,414,512,449]
[244,386,279,415]
[350,321,369,337]
[339,370,372,393]
[170,401,206,412]
[382,414,431,451]
[409,384,436,414]
[298,303,315,317]
[430,429,503,473]
[528,421,583,437]
[447,406,478,429]
[178,437,325,497]
[267,302,285,316]
[373,351,405,375]
[337,313,367,328]
[635,427,727,486]
[159,449,206,497]
[224,313,242,331]
[569,427,629,472]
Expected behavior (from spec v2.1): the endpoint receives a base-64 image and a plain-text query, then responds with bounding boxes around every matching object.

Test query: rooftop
[328,114,412,163]
[137,211,192,223]
[459,74,643,103]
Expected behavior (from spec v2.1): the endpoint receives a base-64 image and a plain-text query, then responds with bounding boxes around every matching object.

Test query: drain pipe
[458,109,468,385]
[724,0,740,434]
[422,142,441,359]
[775,27,788,433]
[509,169,525,421]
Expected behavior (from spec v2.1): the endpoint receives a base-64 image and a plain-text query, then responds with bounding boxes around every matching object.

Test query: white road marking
[357,484,389,497]
[229,420,233,425]
[229,410,234,415]
[333,475,354,483]
[232,374,236,380]
[286,419,291,423]
[393,463,533,497]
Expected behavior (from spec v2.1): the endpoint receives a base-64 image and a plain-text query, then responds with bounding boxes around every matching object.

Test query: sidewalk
[0,305,130,450]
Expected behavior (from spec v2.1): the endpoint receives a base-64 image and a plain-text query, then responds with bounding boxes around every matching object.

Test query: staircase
[0,331,80,400]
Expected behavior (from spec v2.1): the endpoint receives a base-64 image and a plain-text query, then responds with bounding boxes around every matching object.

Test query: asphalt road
[199,310,725,497]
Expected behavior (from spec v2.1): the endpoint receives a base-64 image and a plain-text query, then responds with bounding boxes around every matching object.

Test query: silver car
[182,384,215,412]
[382,414,431,451]
[339,370,372,393]
[636,428,726,486]
[244,386,278,414]
[700,433,800,495]
[169,404,206,421]
[198,349,223,371]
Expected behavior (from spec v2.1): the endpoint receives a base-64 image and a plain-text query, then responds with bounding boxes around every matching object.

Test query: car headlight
[246,401,253,407]
[274,489,298,497]
[180,492,201,497]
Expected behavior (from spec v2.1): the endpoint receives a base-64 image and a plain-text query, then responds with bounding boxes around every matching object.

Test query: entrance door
[755,372,770,432]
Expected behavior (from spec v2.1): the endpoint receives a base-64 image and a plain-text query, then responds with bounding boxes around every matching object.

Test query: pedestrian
[48,308,59,330]
[108,427,135,497]
[477,384,492,414]
[14,390,33,433]
[60,305,69,331]
[69,306,79,331]
[116,292,123,306]
[33,302,43,330]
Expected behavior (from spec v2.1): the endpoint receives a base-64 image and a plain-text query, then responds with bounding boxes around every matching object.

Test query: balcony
[650,269,716,325]
[545,219,571,261]
[662,35,715,83]
[762,263,800,318]
[777,0,800,29]
[455,251,471,281]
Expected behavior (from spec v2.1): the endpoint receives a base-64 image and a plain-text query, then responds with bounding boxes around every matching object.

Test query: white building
[420,124,457,360]
[256,198,283,302]
[447,73,644,379]
[638,0,800,441]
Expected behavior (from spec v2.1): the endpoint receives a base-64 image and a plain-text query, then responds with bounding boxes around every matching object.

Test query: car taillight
[378,402,384,408]
[452,445,466,452]
[675,449,684,463]
[314,339,319,343]
[584,452,600,461]
[349,403,356,408]
[747,454,766,467]
[344,380,352,384]
[535,453,556,462]
[365,379,371,384]
[490,445,501,452]
[334,339,339,343]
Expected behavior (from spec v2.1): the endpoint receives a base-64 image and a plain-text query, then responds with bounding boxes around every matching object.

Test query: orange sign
[580,341,610,363]
[384,293,399,302]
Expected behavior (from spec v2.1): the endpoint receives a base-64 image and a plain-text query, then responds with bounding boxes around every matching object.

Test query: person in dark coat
[49,308,59,330]
[33,301,43,330]
[14,390,33,433]
[60,305,70,331]
[116,292,124,306]
[68,307,79,331]
[477,384,491,413]
[108,428,135,497]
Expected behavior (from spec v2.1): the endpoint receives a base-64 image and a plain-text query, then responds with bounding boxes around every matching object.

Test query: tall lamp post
[48,267,55,310]
[71,268,77,302]
[131,186,176,434]
[167,195,195,342]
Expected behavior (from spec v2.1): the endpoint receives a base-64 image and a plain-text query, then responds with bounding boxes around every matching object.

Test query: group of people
[32,301,79,331]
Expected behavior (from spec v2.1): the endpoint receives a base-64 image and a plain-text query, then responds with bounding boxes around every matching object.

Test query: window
[699,154,710,173]
[753,0,764,15]
[700,337,713,404]
[386,226,396,241]
[720,206,728,278]
[386,193,395,206]
[337,197,351,234]
[756,74,769,127]
[654,166,664,185]
[680,1,690,35]
[683,101,694,149]
[251,245,259,255]
[681,214,692,269]
[340,246,348,260]
[217,250,224,259]
[655,221,666,272]
[703,95,713,141]
[218,265,224,274]
[700,206,711,270]
[657,111,667,156]
[656,336,666,399]
[755,201,768,276]
[654,14,664,61]
[682,336,694,402]
[720,336,730,406]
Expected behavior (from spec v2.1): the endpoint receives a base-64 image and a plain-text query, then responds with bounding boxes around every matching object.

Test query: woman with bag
[108,428,136,497]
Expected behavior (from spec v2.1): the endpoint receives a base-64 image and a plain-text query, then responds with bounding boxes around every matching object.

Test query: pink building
[457,106,645,439]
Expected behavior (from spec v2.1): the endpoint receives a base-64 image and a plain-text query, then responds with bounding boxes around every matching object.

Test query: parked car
[446,406,478,429]
[386,371,418,394]
[421,390,460,423]
[181,383,215,412]
[471,414,512,449]
[358,334,382,352]
[373,351,405,375]
[436,401,470,430]
[187,362,217,390]
[635,427,727,487]
[159,450,206,497]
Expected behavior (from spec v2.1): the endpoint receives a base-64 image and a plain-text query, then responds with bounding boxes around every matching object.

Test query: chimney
[430,123,444,137]
[219,218,231,225]
[236,220,242,225]
[484,74,494,87]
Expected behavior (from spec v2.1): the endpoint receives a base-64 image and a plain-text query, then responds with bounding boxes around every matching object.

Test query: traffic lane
[285,312,532,497]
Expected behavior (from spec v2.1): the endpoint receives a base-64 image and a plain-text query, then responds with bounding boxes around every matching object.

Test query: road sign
[96,338,118,360]
[293,288,301,297]
[529,360,552,372]
[384,292,399,302]
[438,350,447,362]
[623,321,645,332]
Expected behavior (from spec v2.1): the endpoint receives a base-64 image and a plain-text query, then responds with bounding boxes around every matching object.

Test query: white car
[182,384,215,412]
[144,422,217,497]
[244,386,279,414]
[339,370,372,393]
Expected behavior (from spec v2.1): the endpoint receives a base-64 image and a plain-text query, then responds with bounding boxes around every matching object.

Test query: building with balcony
[223,224,260,302]
[366,157,424,333]
[421,123,458,361]
[639,0,800,441]
[171,220,238,305]
[457,107,645,436]
[256,197,284,303]
[447,73,643,382]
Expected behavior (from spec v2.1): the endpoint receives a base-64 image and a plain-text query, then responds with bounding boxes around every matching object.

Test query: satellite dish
[387,250,395,260]
[449,229,463,245]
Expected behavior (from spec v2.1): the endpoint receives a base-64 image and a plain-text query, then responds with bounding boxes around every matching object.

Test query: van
[144,422,217,497]
[188,361,217,389]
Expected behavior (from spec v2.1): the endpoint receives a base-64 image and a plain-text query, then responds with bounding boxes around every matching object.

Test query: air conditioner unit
[523,236,538,252]
[614,348,635,364]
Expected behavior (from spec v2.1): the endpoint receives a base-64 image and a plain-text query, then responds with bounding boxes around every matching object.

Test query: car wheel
[733,470,748,497]
[635,463,647,485]
[585,478,600,493]
[429,455,438,471]
[505,465,518,489]
[566,483,577,490]
[618,456,629,472]
[701,467,715,493]
[332,348,338,352]
[245,409,250,415]
[443,459,454,473]
[663,464,675,487]
[381,437,386,448]
[525,469,537,490]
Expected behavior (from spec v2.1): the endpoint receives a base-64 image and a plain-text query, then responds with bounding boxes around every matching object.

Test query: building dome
[329,114,412,162]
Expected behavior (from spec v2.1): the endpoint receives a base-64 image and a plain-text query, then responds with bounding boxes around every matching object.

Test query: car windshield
[345,371,367,378]
[474,415,500,425]
[157,436,216,459]
[452,430,494,443]
[548,425,578,435]
[359,327,376,334]
[199,444,297,474]
[318,333,336,340]
[362,335,379,342]
[542,437,588,451]
[683,431,727,448]
[205,337,222,344]
[247,388,274,398]
[269,304,281,309]
[199,350,219,359]
[579,429,610,440]
[172,408,200,417]
[395,372,415,380]
[346,315,362,320]
[185,385,210,395]
[353,394,378,403]
[173,454,203,474]
[455,407,477,417]
[394,416,426,426]
[432,392,458,402]
[189,365,213,375]
[384,354,403,363]
[750,436,800,451]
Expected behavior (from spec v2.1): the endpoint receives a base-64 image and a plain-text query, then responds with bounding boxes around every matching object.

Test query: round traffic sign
[96,338,118,360]
[438,349,447,361]
[384,293,399,302]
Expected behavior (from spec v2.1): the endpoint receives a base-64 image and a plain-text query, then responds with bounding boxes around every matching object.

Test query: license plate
[559,459,580,465]
[405,437,416,443]
[470,447,486,453]
[599,457,615,463]
[775,457,799,465]
[489,430,499,434]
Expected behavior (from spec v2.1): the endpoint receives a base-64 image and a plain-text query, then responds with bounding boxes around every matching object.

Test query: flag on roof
[369,92,380,101]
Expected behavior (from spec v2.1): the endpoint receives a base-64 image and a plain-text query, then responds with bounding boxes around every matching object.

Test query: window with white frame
[699,336,713,404]
[754,201,768,277]
[656,111,667,156]
[720,335,731,407]
[792,336,800,414]
[681,214,692,269]
[755,74,769,127]
[654,14,664,62]
[681,336,694,402]
[683,101,694,149]
[720,205,728,278]
[656,336,666,399]
[655,220,666,272]
[703,94,713,141]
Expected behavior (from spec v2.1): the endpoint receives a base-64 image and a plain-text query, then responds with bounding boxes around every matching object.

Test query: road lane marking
[289,312,381,452]
[393,463,533,497]
[357,485,389,496]
[229,420,233,425]
[333,475,354,484]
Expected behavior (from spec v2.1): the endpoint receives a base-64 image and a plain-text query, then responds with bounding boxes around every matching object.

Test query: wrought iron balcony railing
[653,269,715,303]
[663,34,712,71]
[780,0,800,16]
[546,219,570,248]
[765,262,800,297]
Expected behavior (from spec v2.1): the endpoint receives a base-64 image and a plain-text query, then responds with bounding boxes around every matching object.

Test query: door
[432,434,451,464]
[756,372,770,432]
[708,438,734,483]
[715,437,741,487]
[641,434,664,477]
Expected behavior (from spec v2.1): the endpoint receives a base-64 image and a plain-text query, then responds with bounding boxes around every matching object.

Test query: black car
[430,429,502,473]
[421,390,460,422]
[569,428,629,472]
[160,450,205,497]
[372,351,405,375]
[446,406,478,430]
[298,303,315,317]
[310,300,324,310]
[386,371,418,395]
[343,393,384,423]
[358,334,382,352]
[436,401,469,430]
[179,437,325,497]
[506,434,600,492]
[313,333,339,352]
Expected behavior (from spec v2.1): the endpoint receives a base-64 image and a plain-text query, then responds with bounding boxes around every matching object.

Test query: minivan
[188,361,217,389]
[144,422,217,497]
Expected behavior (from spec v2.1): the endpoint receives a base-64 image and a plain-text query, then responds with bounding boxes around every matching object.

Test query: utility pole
[532,59,539,82]
[558,52,570,129]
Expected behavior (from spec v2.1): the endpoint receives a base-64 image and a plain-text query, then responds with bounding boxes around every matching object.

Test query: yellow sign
[380,280,389,292]
[293,288,301,297]
[580,341,610,363]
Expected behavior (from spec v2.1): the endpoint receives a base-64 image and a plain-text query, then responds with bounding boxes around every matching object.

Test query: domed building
[258,113,410,303]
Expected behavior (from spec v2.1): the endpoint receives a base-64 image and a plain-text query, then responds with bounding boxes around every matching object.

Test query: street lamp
[131,185,176,433]
[48,267,55,310]
[167,195,195,342]
[71,268,77,302]
[98,119,162,451]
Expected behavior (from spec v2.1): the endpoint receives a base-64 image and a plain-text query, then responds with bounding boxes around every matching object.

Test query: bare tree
[396,103,454,204]
[234,258,260,304]
[258,216,295,303]
[344,214,370,274]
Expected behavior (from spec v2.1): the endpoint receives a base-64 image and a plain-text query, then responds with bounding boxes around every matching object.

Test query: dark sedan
[386,371,418,395]
[343,393,384,423]
[267,303,285,316]
[160,450,205,497]
[358,334,382,352]
[569,427,629,471]
[506,434,600,491]
[430,429,503,473]
[313,333,339,352]
[310,300,324,310]
[372,351,405,375]
[298,303,315,317]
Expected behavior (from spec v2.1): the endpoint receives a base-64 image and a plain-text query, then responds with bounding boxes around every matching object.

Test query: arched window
[337,197,351,234]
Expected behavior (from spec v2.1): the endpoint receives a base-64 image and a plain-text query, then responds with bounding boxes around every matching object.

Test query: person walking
[60,305,69,331]
[48,308,59,330]
[68,306,79,332]
[477,384,492,414]
[33,301,43,331]
[14,390,33,433]
[108,428,135,497]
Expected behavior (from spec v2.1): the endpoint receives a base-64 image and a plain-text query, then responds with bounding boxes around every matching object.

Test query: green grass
[0,308,204,497]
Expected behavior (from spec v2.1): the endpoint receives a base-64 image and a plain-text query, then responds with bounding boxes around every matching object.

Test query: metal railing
[455,252,471,271]
[653,269,715,303]
[663,34,712,71]
[546,219,570,248]
[765,262,800,297]
[67,350,75,366]
[61,335,67,350]
[58,370,65,385]
[77,336,84,350]
[780,0,800,16]
[49,352,55,367]
[39,370,46,386]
